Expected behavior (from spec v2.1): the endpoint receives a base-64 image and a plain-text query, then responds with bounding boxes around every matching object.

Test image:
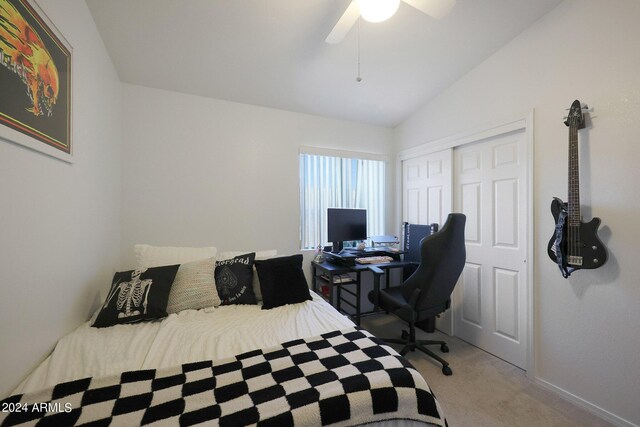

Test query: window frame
[299,146,387,250]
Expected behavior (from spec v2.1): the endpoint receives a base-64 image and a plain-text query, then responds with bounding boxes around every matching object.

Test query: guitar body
[548,197,607,271]
[549,100,608,277]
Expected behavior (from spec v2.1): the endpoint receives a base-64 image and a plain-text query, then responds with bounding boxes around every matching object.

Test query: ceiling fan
[325,0,456,44]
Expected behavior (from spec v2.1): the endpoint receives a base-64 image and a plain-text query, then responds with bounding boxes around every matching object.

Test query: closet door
[402,149,452,334]
[453,130,528,369]
[402,149,452,225]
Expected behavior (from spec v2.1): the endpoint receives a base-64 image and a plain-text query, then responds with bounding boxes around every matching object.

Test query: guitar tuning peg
[564,106,592,113]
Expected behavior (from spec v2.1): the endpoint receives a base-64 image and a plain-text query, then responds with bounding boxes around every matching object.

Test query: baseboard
[534,377,637,427]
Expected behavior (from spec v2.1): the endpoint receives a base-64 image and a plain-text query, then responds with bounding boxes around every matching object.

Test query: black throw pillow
[93,264,179,328]
[255,254,311,310]
[215,253,257,305]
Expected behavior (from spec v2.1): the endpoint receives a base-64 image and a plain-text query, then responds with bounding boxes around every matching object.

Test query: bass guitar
[547,100,607,278]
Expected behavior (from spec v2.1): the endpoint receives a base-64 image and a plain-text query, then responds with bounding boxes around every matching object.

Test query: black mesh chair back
[402,222,438,263]
[402,213,466,314]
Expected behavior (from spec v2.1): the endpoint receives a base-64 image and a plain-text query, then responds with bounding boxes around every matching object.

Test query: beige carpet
[361,315,613,427]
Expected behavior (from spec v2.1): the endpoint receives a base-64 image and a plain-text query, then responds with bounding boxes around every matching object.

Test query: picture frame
[0,0,73,163]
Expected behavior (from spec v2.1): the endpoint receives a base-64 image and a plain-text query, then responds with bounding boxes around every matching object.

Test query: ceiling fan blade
[325,1,359,44]
[401,0,456,19]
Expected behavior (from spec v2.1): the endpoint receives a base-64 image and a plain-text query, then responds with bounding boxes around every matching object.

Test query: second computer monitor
[327,208,367,252]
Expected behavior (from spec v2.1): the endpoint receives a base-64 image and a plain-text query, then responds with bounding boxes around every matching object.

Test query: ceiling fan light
[357,0,401,23]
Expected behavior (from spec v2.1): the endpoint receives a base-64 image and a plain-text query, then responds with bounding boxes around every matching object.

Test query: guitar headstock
[564,99,586,129]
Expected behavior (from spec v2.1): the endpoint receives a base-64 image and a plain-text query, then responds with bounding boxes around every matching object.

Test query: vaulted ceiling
[86,0,562,127]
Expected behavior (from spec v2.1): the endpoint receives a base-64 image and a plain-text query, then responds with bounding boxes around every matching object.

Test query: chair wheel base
[385,327,454,376]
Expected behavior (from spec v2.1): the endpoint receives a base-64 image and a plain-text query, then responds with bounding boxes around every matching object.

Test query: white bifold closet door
[401,127,529,370]
[401,149,453,335]
[453,130,528,369]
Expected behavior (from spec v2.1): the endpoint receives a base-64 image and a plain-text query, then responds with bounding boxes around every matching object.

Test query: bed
[1,246,446,427]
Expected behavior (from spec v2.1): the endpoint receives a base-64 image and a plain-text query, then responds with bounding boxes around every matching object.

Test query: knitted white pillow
[166,257,220,313]
[135,244,217,268]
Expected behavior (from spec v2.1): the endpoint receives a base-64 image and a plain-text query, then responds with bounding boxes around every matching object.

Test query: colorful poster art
[0,0,72,161]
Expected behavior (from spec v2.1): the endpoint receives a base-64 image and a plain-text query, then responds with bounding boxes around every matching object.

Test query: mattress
[11,294,441,426]
[15,293,353,395]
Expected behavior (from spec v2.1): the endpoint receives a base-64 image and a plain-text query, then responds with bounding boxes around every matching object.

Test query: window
[300,150,385,250]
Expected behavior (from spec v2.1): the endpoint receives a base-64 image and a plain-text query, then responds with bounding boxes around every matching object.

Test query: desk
[311,259,413,326]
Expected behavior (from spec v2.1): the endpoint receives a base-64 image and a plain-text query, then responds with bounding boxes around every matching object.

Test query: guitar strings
[568,114,580,264]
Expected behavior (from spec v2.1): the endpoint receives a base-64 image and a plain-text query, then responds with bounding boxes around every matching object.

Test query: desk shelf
[318,274,357,286]
[316,274,358,309]
[311,258,412,326]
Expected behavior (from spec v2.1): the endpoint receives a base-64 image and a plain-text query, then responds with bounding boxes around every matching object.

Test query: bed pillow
[135,244,217,268]
[93,264,179,328]
[218,249,277,302]
[166,257,221,313]
[215,253,257,305]
[255,254,311,310]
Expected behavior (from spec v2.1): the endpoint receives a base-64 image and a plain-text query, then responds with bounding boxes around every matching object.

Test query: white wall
[120,84,394,268]
[0,0,122,397]
[395,1,640,425]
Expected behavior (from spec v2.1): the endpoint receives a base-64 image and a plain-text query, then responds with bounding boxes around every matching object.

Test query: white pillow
[218,249,278,260]
[166,257,220,313]
[218,250,277,302]
[135,244,217,268]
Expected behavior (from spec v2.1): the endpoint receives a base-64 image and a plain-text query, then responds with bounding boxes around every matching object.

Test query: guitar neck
[568,125,581,226]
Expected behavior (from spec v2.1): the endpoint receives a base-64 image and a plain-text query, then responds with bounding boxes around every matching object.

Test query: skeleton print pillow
[215,253,257,305]
[92,264,180,328]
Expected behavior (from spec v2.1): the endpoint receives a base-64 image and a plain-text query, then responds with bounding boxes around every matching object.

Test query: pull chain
[356,17,362,82]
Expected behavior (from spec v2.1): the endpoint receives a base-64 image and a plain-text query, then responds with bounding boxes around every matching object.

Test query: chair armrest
[396,288,422,322]
[368,266,385,276]
[407,288,421,308]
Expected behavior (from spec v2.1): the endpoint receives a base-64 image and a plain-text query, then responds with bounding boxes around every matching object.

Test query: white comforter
[15,293,353,395]
[15,294,434,427]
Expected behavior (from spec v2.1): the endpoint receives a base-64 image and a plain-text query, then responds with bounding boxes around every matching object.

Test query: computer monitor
[327,208,367,252]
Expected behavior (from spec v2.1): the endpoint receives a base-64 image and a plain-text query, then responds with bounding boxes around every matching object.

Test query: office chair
[368,213,466,375]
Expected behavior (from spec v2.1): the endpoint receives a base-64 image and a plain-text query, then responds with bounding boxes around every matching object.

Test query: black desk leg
[356,271,361,326]
[329,272,335,310]
[368,266,384,312]
[335,274,341,313]
[311,264,317,293]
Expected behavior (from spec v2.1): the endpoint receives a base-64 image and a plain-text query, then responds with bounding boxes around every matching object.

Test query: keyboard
[355,256,394,264]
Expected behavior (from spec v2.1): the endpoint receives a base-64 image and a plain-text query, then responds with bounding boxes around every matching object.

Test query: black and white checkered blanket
[1,328,446,426]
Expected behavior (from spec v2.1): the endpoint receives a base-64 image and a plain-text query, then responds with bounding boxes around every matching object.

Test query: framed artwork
[0,0,72,162]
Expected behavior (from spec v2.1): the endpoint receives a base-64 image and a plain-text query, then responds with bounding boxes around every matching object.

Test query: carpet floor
[360,314,613,427]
